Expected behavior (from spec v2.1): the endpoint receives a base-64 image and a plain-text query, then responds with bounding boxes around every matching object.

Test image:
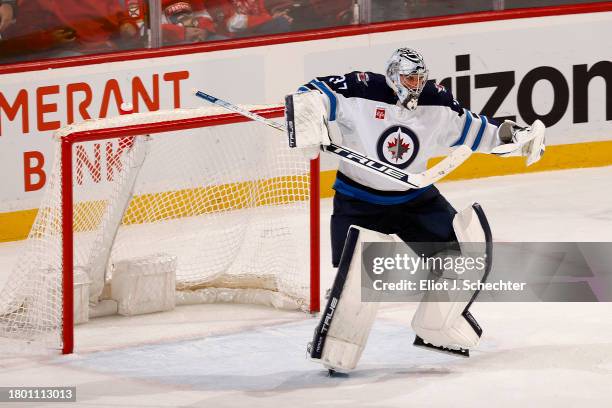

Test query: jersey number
[328,76,348,90]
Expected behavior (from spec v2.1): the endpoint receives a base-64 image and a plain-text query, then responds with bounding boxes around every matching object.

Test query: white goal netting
[0,106,315,352]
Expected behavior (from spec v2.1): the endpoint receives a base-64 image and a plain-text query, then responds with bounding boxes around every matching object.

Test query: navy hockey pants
[330,187,458,267]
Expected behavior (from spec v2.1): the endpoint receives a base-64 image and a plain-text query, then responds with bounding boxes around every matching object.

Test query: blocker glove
[285,90,332,160]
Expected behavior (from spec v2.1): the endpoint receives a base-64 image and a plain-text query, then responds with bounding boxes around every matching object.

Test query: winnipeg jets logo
[387,134,410,161]
[376,126,419,169]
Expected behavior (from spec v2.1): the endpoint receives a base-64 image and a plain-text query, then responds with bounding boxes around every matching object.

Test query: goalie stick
[194,89,472,189]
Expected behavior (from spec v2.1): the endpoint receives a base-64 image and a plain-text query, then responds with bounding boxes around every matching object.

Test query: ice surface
[61,319,463,392]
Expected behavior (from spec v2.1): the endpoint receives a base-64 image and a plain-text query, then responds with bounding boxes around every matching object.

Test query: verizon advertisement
[0,11,610,211]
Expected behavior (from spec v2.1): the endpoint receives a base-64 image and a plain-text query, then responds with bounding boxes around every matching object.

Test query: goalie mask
[385,48,428,111]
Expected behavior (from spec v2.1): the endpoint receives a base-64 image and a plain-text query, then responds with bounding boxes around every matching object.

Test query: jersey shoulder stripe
[309,79,338,121]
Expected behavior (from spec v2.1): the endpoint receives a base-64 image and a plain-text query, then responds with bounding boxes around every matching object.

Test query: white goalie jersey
[299,72,503,197]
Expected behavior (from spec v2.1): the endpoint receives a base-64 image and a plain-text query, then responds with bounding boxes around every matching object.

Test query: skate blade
[413,335,470,358]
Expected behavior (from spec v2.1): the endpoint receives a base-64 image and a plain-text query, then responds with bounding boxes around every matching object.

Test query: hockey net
[0,105,320,354]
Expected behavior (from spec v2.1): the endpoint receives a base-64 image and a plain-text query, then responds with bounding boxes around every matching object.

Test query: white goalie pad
[308,226,395,373]
[285,90,331,149]
[411,203,492,356]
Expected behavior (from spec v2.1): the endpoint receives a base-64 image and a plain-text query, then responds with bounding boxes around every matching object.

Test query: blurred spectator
[123,0,228,46]
[0,0,16,34]
[162,0,214,44]
[162,0,228,44]
[0,0,141,61]
[305,0,353,27]
[207,0,293,38]
[265,0,353,31]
